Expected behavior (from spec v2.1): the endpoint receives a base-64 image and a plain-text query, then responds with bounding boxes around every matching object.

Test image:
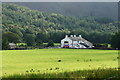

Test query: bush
[94,43,108,48]
[47,40,54,47]
[2,37,9,50]
[110,31,120,49]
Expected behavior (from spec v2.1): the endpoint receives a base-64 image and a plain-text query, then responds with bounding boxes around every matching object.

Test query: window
[64,41,69,43]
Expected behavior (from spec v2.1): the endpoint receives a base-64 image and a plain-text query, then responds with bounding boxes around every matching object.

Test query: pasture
[1,49,118,78]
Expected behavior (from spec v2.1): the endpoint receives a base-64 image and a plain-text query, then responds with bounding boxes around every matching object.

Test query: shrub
[47,40,54,47]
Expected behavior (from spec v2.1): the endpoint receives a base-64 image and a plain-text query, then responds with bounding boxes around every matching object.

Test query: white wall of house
[61,35,73,48]
[72,41,78,48]
[72,41,86,48]
[61,35,93,48]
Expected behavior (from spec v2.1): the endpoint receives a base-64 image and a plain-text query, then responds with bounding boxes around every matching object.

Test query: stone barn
[9,43,16,49]
[61,35,93,48]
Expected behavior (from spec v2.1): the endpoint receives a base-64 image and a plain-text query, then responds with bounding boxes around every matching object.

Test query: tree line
[2,30,120,50]
[2,3,120,49]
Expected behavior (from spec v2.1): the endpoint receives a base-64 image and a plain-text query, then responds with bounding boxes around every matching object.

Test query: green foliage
[10,27,23,37]
[2,37,9,50]
[110,31,120,48]
[95,17,114,24]
[36,40,43,46]
[36,32,49,42]
[2,3,118,44]
[3,32,22,43]
[94,43,108,48]
[16,43,27,47]
[47,40,54,47]
[24,34,36,46]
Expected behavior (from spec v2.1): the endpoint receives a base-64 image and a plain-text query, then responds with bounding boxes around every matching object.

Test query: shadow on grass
[2,68,119,80]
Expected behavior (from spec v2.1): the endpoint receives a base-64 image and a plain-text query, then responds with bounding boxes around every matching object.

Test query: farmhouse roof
[68,36,93,46]
[9,43,16,46]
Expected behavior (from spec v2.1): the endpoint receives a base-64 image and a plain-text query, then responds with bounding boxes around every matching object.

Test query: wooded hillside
[2,3,118,44]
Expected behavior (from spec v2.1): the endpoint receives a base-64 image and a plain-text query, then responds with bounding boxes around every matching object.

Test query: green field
[1,49,118,77]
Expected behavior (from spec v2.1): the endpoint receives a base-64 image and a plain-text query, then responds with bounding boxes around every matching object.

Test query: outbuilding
[9,43,16,49]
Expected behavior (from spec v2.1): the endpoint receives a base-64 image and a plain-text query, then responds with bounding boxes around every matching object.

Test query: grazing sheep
[55,67,59,70]
[90,59,92,61]
[37,70,40,72]
[50,68,52,70]
[26,70,29,72]
[58,60,61,62]
[117,57,119,59]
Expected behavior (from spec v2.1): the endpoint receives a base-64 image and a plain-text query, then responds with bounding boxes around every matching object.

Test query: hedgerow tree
[36,32,49,42]
[110,31,120,49]
[24,34,36,46]
[36,39,43,46]
[47,40,54,47]
[3,32,22,43]
[2,37,9,50]
[10,27,23,37]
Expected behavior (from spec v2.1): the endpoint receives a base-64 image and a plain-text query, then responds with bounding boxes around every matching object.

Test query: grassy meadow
[1,49,119,78]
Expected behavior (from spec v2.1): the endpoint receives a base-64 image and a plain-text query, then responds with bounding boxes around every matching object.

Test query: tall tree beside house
[3,32,22,43]
[10,28,23,38]
[2,37,9,50]
[110,31,120,49]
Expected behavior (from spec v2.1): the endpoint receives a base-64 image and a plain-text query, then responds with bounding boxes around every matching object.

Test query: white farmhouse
[61,35,93,48]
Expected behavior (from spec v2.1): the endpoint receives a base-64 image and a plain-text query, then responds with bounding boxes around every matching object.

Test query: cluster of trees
[2,32,55,50]
[2,32,22,50]
[2,3,119,49]
[110,31,120,49]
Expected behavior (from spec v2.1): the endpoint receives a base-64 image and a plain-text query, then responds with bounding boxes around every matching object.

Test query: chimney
[65,35,68,38]
[74,35,76,37]
[70,35,73,37]
[79,35,82,37]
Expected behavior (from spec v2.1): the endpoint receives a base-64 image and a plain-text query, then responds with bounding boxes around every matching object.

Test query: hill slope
[14,2,118,20]
[2,3,118,43]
